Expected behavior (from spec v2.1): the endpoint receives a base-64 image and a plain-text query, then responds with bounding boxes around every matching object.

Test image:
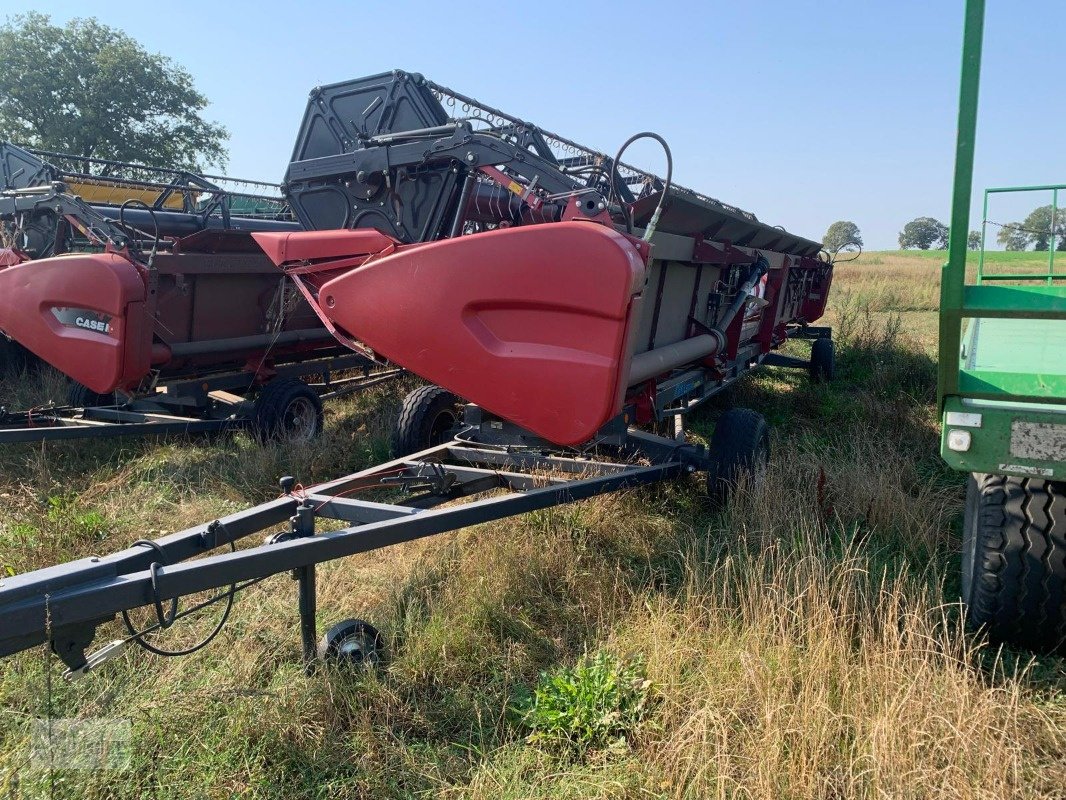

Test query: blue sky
[3,1,1061,249]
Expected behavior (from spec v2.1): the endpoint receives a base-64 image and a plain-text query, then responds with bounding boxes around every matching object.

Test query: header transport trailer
[0,144,400,442]
[0,71,835,675]
[943,0,1066,654]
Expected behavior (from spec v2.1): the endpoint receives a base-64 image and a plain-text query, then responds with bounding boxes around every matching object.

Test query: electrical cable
[120,536,237,657]
[831,244,863,263]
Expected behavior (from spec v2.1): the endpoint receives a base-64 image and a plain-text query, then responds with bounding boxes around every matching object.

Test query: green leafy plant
[46,494,107,540]
[514,650,652,755]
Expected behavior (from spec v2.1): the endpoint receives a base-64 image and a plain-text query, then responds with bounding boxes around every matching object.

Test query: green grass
[862,248,1058,264]
[0,254,1064,798]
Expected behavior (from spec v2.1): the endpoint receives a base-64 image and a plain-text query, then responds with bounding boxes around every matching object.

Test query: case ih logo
[51,307,113,336]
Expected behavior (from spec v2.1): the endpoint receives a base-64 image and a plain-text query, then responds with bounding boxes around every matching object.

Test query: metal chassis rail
[0,424,708,674]
[0,356,403,445]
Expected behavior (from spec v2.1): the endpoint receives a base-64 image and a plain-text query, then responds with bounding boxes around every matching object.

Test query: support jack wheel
[317,618,384,667]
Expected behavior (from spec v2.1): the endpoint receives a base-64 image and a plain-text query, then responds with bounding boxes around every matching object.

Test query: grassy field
[0,250,1064,798]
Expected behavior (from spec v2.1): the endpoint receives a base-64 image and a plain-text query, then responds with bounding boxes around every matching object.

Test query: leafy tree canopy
[996,223,1030,252]
[822,220,863,254]
[898,217,948,250]
[0,13,227,170]
[1019,205,1066,251]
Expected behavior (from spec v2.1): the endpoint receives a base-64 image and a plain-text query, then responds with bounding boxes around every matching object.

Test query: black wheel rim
[428,408,457,446]
[283,396,319,442]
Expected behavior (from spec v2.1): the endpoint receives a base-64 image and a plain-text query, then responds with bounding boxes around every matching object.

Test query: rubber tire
[962,473,1066,653]
[252,378,324,443]
[391,385,460,457]
[809,337,836,383]
[68,382,117,408]
[317,618,384,667]
[707,407,770,504]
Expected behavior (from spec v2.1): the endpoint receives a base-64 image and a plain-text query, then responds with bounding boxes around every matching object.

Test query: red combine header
[0,144,399,441]
[257,70,831,446]
[0,71,837,675]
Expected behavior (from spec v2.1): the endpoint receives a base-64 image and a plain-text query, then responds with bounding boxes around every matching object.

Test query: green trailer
[941,0,1066,652]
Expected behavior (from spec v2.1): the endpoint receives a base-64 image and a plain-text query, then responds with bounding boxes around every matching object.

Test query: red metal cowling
[0,252,150,393]
[259,223,648,446]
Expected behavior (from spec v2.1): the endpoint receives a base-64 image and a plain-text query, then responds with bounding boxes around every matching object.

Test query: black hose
[118,199,160,266]
[607,132,673,238]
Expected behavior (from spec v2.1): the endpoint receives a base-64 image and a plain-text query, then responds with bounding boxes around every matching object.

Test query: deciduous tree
[898,217,948,250]
[822,220,863,254]
[0,13,227,170]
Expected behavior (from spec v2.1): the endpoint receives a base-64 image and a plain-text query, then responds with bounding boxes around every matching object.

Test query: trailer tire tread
[68,382,117,408]
[392,385,461,457]
[252,378,323,443]
[707,407,769,504]
[963,473,1066,653]
[809,337,835,383]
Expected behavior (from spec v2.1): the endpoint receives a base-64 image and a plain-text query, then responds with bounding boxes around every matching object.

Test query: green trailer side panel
[942,317,1066,478]
[962,284,1066,319]
[959,317,1066,400]
[964,318,1066,374]
[940,395,1066,480]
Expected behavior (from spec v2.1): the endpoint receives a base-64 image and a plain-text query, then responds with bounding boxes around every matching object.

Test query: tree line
[823,205,1064,255]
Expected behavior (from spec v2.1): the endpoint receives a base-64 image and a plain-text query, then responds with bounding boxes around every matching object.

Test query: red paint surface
[252,229,397,267]
[298,223,648,445]
[0,252,149,392]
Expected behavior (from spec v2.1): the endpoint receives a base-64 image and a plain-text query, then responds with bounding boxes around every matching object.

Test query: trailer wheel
[317,618,384,667]
[707,407,769,504]
[392,385,461,457]
[962,473,1066,653]
[809,337,835,383]
[68,382,117,408]
[253,378,324,443]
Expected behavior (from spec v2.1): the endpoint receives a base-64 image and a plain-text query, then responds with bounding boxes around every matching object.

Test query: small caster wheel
[317,618,384,667]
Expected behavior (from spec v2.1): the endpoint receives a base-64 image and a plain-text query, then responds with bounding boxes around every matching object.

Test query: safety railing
[977,183,1063,284]
[938,0,1066,406]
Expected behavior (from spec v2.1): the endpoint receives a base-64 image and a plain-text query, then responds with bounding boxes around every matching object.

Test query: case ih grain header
[0,144,400,442]
[0,71,836,674]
